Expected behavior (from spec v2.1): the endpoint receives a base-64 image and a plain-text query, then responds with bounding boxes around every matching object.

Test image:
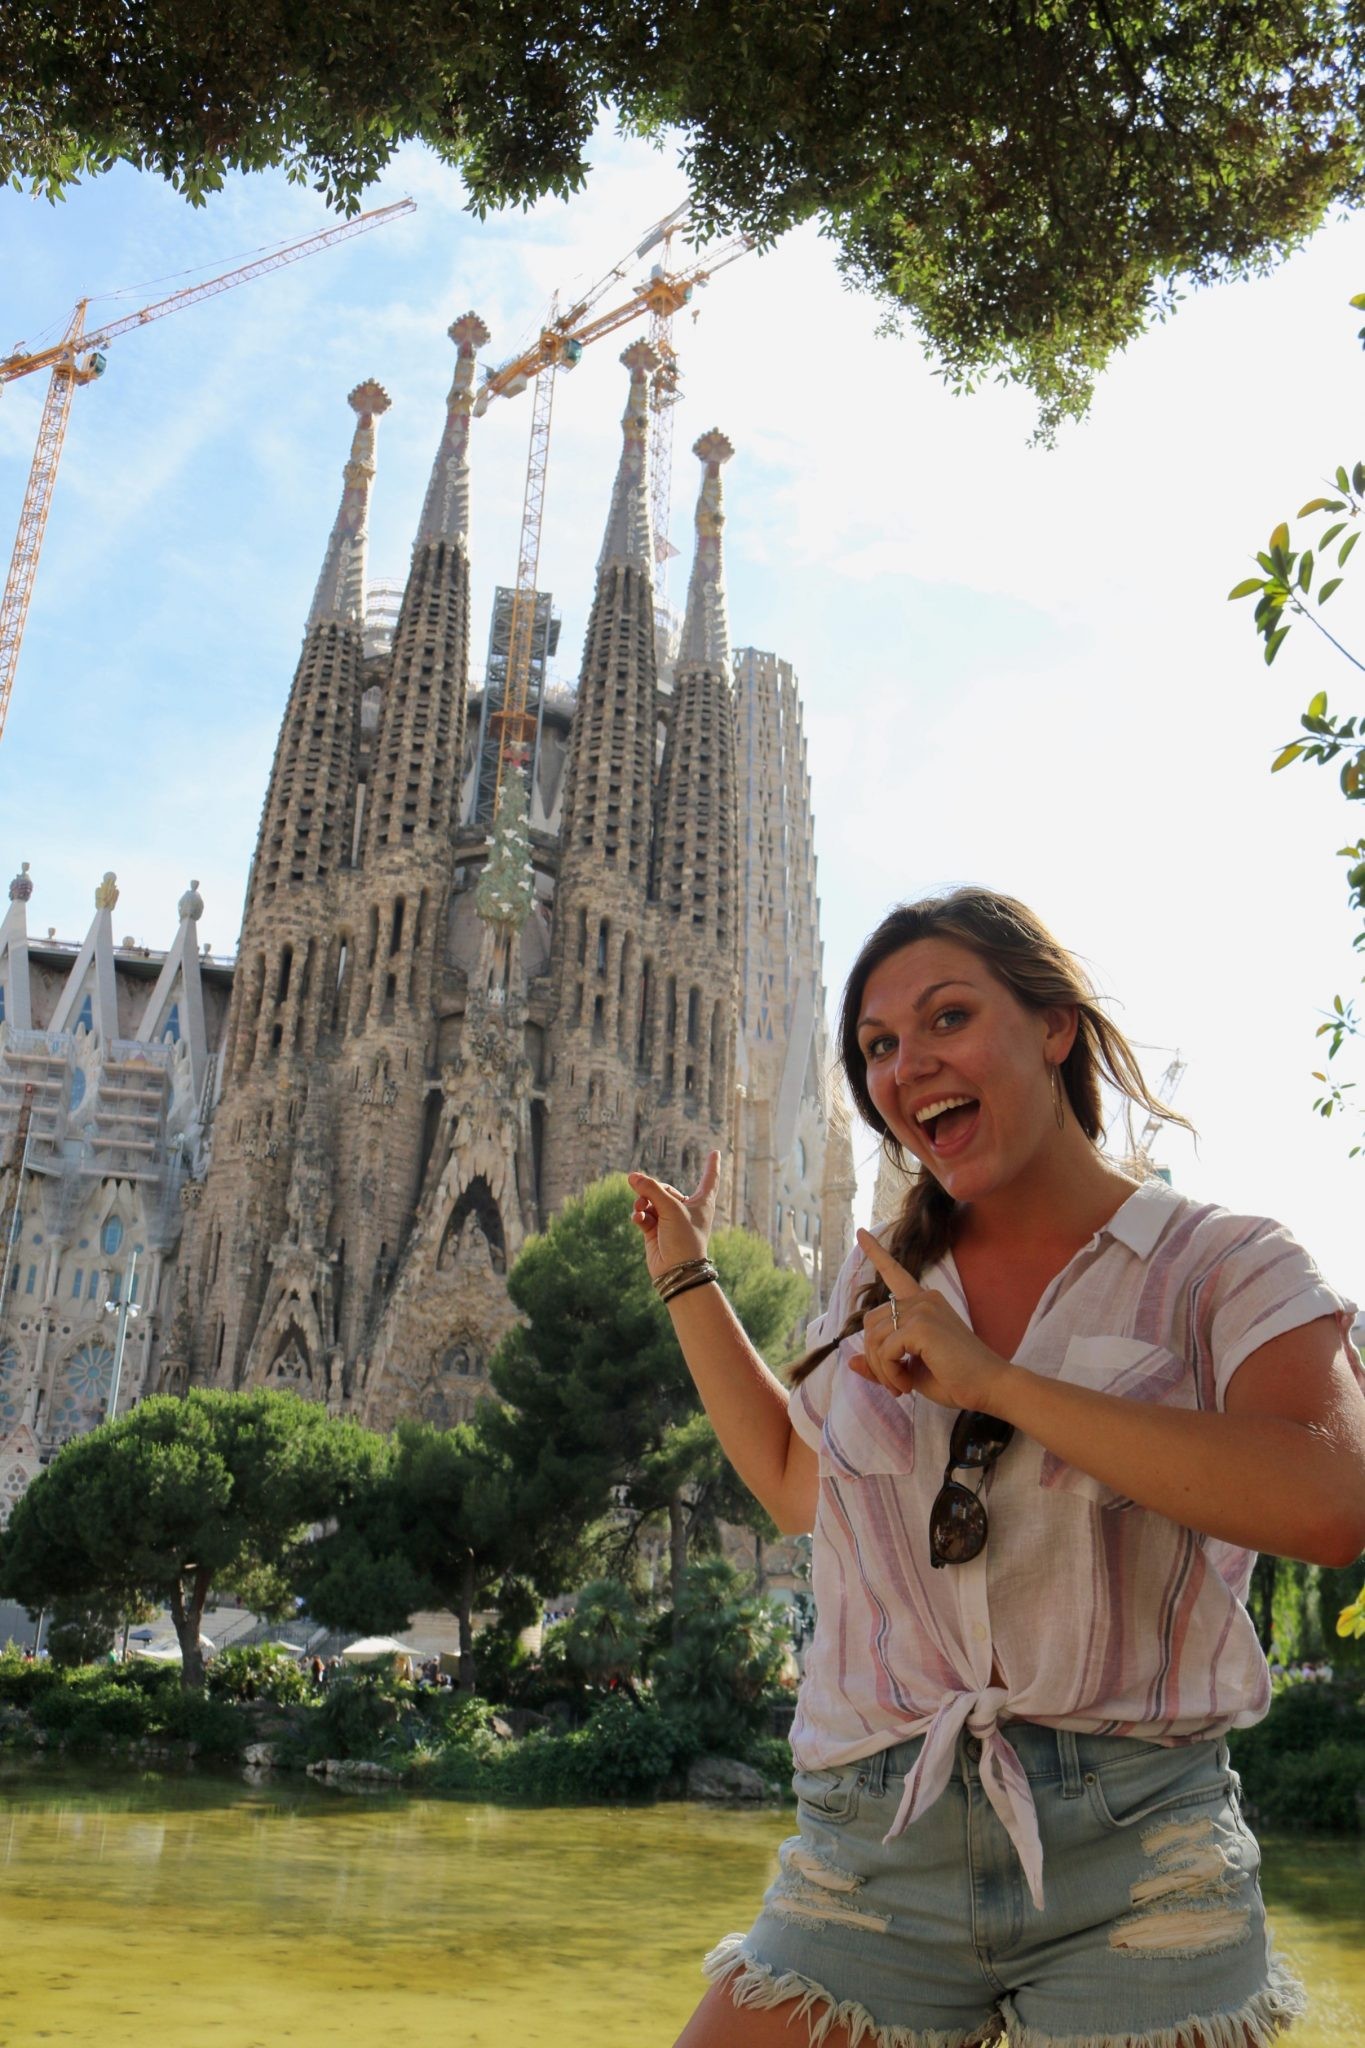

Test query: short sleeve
[1206,1218,1360,1405]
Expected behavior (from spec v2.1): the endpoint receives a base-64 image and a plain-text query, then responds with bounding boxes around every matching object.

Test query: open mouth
[916,1096,980,1154]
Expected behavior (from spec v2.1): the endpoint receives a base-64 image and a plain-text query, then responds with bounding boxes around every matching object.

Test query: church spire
[676,430,733,674]
[598,341,659,571]
[307,381,391,631]
[415,313,490,547]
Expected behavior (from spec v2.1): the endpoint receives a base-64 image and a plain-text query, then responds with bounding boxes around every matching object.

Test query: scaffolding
[471,586,561,825]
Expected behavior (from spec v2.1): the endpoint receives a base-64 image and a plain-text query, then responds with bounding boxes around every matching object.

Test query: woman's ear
[1042,1004,1079,1064]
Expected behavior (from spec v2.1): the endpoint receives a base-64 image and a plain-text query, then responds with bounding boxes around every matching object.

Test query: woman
[628,888,1365,2048]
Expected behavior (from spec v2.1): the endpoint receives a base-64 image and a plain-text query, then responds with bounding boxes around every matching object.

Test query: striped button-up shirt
[788,1180,1360,1908]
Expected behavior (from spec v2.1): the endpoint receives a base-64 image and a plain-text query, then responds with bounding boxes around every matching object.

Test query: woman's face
[855,936,1073,1204]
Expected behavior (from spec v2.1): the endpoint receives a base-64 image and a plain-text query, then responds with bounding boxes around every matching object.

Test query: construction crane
[1122,1051,1187,1181]
[474,205,754,808]
[0,196,416,747]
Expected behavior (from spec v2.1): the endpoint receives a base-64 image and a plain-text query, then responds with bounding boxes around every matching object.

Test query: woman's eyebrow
[858,978,974,1033]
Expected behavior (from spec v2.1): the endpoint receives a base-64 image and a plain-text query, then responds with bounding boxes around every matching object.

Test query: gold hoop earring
[1049,1061,1066,1130]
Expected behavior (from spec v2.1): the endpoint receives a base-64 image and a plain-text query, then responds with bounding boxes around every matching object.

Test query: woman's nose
[894,1042,932,1086]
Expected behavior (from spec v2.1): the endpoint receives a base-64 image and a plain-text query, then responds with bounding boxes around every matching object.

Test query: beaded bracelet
[661,1267,720,1305]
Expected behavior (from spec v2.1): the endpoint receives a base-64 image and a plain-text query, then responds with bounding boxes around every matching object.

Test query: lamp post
[104,1247,140,1423]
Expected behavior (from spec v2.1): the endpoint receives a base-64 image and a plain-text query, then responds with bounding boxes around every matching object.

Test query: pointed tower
[227,380,389,1085]
[640,432,742,1209]
[540,343,662,1212]
[337,313,490,1367]
[184,383,388,1393]
[0,864,35,1037]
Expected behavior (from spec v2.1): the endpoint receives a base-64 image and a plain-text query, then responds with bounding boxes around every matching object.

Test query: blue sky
[1,125,1363,1303]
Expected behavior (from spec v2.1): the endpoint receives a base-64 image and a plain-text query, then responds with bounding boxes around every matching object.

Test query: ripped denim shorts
[704,1722,1305,2048]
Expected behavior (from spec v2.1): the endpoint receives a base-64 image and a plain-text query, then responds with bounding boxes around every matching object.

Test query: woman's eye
[932,1007,968,1032]
[864,1033,896,1060]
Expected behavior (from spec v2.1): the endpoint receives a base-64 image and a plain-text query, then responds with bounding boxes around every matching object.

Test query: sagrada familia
[0,315,855,1520]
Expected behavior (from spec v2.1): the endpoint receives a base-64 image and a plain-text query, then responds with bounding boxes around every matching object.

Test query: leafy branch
[1227,292,1365,1153]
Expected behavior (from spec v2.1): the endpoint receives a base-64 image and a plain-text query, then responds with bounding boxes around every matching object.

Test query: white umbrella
[339,1636,411,1664]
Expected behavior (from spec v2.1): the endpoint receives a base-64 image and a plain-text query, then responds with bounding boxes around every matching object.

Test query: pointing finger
[855,1227,924,1298]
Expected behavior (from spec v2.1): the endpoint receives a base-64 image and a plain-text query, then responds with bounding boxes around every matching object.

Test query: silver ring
[890,1297,900,1331]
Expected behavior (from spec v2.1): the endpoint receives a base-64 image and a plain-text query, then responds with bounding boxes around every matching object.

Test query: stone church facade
[0,311,851,1507]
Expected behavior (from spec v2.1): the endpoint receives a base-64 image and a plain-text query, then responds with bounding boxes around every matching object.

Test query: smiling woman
[627,886,1365,2048]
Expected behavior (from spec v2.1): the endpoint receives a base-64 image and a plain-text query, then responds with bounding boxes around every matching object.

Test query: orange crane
[0,196,416,746]
[474,206,753,805]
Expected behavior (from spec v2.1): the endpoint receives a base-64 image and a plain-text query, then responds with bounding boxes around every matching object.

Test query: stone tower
[643,431,741,1198]
[732,645,840,1301]
[334,314,489,1365]
[540,342,662,1211]
[183,380,389,1388]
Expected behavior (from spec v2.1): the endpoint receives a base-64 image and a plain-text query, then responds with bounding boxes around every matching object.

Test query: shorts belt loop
[1057,1728,1085,1799]
[866,1746,889,1798]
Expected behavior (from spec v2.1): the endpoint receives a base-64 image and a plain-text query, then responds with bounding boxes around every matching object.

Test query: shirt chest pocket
[1038,1335,1194,1507]
[821,1350,918,1479]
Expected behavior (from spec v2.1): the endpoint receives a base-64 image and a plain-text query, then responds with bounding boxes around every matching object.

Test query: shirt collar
[1099,1178,1184,1260]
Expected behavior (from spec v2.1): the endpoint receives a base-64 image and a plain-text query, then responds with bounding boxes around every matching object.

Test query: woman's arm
[854,1230,1365,1565]
[992,1316,1365,1564]
[629,1153,819,1535]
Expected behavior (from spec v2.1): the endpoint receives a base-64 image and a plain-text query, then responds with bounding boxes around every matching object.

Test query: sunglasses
[929,1409,1015,1568]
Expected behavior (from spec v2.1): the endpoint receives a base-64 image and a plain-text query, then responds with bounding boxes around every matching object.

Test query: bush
[1229,1678,1365,1833]
[207,1644,311,1706]
[46,1601,118,1668]
[650,1559,787,1756]
[305,1673,410,1762]
[156,1689,245,1756]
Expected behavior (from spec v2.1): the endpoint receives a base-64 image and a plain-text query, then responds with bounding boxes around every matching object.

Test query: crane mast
[0,197,416,747]
[481,212,753,810]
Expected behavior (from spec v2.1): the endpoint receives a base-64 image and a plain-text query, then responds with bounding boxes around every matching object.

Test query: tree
[1228,292,1365,1153]
[0,1389,385,1688]
[484,1177,808,1608]
[299,1417,565,1689]
[6,3,1365,430]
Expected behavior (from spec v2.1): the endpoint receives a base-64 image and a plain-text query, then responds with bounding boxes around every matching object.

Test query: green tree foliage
[7,3,1365,429]
[650,1556,788,1755]
[557,1576,647,1695]
[0,1390,384,1689]
[299,1418,565,1689]
[485,1177,807,1605]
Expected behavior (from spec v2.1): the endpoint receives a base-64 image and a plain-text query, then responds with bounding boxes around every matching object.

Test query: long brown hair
[790,888,1191,1386]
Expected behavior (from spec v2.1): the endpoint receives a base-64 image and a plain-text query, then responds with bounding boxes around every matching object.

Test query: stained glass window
[101,1217,124,1256]
[49,1342,114,1441]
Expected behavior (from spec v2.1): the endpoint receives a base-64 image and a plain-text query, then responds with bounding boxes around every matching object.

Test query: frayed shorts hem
[704,1934,1002,2048]
[702,1931,1308,2048]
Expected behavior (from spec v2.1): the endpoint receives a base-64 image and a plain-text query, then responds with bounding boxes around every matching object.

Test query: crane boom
[0,197,414,747]
[478,219,754,807]
[0,199,416,385]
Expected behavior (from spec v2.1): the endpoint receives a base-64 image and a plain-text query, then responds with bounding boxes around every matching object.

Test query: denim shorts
[704,1722,1305,2048]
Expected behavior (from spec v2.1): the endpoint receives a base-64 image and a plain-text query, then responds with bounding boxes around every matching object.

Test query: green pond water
[0,1765,1361,2048]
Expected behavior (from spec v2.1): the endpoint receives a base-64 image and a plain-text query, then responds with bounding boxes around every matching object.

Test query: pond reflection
[0,1765,1360,2047]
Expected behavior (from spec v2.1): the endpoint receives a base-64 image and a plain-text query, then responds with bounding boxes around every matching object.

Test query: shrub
[306,1672,410,1761]
[156,1690,245,1756]
[1229,1678,1365,1833]
[207,1644,311,1706]
[651,1559,787,1756]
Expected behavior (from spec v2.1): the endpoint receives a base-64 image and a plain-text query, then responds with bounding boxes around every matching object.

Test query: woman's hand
[852,1228,1013,1414]
[628,1151,720,1284]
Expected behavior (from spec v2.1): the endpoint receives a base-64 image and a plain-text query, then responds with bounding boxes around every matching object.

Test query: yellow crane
[0,196,416,747]
[475,206,753,805]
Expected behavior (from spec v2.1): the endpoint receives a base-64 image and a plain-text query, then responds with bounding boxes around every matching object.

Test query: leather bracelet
[661,1269,719,1305]
[653,1255,713,1296]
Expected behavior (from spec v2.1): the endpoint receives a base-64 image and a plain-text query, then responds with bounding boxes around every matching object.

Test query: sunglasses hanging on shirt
[929,1409,1015,1568]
